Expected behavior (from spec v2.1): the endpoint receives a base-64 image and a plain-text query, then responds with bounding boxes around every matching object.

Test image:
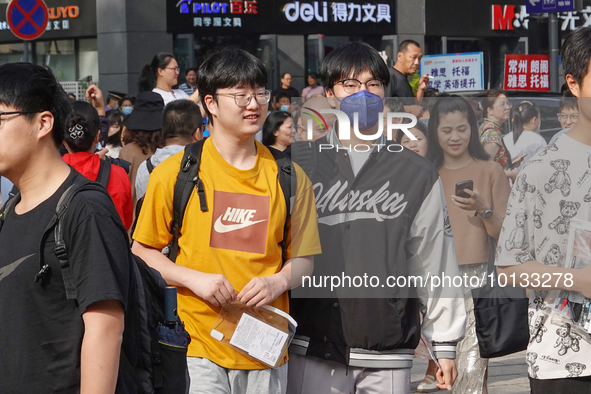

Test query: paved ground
[411,351,530,393]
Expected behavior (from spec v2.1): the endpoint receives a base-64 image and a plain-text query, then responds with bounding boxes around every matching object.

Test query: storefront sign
[492,3,591,32]
[167,0,395,35]
[426,0,591,37]
[0,0,95,43]
[420,52,484,92]
[491,4,529,30]
[503,54,550,91]
[527,0,574,14]
[284,2,391,23]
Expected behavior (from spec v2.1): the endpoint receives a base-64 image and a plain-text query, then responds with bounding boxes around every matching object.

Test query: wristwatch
[474,207,493,218]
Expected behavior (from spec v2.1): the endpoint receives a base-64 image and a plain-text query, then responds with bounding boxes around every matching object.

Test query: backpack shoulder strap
[96,159,112,188]
[268,146,295,263]
[169,139,206,262]
[41,180,110,299]
[0,193,20,232]
[291,140,318,180]
[269,147,293,215]
[146,157,155,174]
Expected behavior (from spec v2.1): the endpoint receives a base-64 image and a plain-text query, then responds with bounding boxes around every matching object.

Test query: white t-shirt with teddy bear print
[496,133,591,380]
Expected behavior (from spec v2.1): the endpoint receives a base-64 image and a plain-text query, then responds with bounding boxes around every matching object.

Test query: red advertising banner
[504,54,550,92]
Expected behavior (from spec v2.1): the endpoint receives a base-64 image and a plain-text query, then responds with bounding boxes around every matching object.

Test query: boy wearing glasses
[0,64,132,392]
[496,27,591,393]
[288,42,466,394]
[550,96,579,144]
[132,49,321,394]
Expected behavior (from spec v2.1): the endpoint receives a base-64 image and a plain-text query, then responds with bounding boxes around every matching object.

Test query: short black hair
[281,72,291,79]
[399,39,421,53]
[64,101,100,153]
[197,48,267,125]
[108,110,124,126]
[384,97,404,112]
[424,88,439,97]
[118,96,134,108]
[426,97,489,169]
[262,111,290,146]
[396,118,428,144]
[559,96,578,111]
[162,99,202,141]
[185,67,196,76]
[561,27,591,86]
[308,72,318,80]
[276,92,291,102]
[138,52,176,92]
[320,41,390,91]
[0,63,71,148]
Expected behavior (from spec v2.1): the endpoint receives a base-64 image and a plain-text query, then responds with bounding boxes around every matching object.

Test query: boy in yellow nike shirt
[132,49,321,394]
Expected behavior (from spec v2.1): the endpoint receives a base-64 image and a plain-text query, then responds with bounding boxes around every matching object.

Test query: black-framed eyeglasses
[335,79,385,94]
[164,67,180,73]
[216,90,271,107]
[0,111,33,126]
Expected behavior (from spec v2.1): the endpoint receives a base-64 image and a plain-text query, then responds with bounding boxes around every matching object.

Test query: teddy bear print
[554,323,581,356]
[533,208,543,229]
[544,159,571,197]
[505,211,529,251]
[532,295,545,310]
[585,187,591,203]
[565,362,586,377]
[539,143,558,156]
[515,174,536,202]
[526,353,540,378]
[530,315,547,343]
[548,200,580,235]
[515,251,534,263]
[542,244,565,267]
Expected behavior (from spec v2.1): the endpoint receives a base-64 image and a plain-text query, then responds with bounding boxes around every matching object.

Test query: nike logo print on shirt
[0,253,35,283]
[214,207,267,233]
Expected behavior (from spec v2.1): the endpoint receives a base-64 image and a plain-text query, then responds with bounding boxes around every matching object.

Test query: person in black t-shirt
[0,63,131,394]
[386,40,430,118]
[271,72,299,109]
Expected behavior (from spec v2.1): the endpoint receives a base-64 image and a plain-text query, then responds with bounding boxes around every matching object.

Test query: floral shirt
[496,134,591,380]
[479,118,511,169]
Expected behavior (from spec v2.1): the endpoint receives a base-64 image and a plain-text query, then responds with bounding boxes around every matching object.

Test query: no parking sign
[6,0,48,40]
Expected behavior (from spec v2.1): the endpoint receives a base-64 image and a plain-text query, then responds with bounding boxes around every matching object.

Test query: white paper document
[229,312,289,365]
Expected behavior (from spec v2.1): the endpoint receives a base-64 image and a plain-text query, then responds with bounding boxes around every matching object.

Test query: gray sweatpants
[287,354,411,394]
[187,357,288,394]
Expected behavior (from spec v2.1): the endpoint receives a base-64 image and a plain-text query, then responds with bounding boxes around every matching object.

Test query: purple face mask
[336,89,384,130]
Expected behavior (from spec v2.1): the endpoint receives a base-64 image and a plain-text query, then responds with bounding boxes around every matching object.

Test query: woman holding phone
[426,97,511,394]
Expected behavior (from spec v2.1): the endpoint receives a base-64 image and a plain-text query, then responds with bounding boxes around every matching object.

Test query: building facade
[3,0,589,96]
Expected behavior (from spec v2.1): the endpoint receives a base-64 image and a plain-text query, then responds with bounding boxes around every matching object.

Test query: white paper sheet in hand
[229,313,288,365]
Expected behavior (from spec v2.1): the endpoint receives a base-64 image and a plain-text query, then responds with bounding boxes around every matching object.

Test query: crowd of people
[2,25,591,394]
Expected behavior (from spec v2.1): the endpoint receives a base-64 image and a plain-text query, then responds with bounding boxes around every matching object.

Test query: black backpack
[0,179,190,394]
[96,157,112,188]
[133,139,296,263]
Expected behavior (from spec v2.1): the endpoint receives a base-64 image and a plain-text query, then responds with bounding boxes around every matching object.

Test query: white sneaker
[416,374,439,393]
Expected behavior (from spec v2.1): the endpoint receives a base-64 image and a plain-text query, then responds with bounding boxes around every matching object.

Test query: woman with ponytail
[62,102,133,229]
[504,100,547,167]
[138,52,189,105]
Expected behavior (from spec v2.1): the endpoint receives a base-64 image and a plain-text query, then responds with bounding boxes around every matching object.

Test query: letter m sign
[492,5,515,30]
